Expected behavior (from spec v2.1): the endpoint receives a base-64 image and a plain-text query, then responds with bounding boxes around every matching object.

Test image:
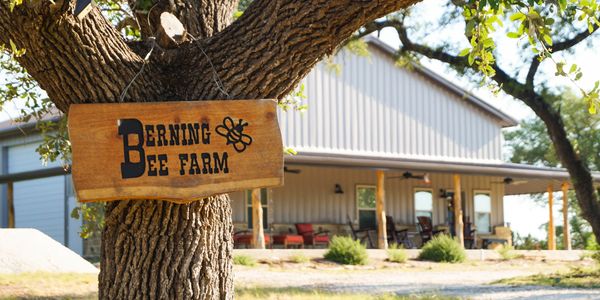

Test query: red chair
[295,223,330,247]
[233,230,271,248]
[272,234,304,248]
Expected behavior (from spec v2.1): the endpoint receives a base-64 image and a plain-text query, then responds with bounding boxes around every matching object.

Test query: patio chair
[295,223,330,248]
[464,220,477,249]
[417,216,445,246]
[233,230,271,248]
[386,216,415,249]
[347,215,374,248]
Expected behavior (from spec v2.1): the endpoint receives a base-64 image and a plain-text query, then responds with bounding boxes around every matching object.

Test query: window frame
[414,187,434,221]
[473,190,492,234]
[245,189,269,229]
[355,184,377,230]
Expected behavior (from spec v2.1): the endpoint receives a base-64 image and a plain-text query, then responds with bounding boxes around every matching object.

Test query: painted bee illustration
[216,116,253,153]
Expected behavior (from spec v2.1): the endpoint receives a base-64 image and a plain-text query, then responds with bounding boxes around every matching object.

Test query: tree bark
[0,0,421,298]
[100,197,233,299]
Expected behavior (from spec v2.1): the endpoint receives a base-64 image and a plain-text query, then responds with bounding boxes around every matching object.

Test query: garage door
[13,176,66,244]
[8,142,66,245]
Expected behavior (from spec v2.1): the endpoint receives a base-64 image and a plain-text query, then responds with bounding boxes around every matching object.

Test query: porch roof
[285,152,600,195]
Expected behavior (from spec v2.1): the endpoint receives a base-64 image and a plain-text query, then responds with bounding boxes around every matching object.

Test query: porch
[231,154,599,250]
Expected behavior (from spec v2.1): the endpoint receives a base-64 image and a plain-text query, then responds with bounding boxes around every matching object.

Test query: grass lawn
[0,273,461,300]
[236,287,460,300]
[0,272,98,299]
[494,267,600,289]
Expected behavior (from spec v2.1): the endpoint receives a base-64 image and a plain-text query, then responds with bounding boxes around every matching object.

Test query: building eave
[0,115,63,139]
[285,151,600,195]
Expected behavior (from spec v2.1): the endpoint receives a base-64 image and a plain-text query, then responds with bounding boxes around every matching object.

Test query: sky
[2,0,598,241]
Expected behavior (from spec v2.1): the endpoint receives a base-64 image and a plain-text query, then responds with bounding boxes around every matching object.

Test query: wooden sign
[68,100,283,203]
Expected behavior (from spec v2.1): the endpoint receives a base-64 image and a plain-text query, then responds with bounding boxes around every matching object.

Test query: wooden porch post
[562,182,571,250]
[453,175,464,248]
[376,170,387,249]
[7,182,14,228]
[547,185,555,250]
[251,188,265,249]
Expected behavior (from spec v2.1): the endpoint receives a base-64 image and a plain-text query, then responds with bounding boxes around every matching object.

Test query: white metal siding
[279,47,504,163]
[249,166,505,227]
[14,176,65,244]
[3,139,83,254]
[8,142,61,173]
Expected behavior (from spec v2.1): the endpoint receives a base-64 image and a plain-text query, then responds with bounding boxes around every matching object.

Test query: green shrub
[324,236,368,265]
[387,243,407,263]
[289,252,310,264]
[233,255,256,267]
[418,235,466,263]
[497,245,523,260]
[592,251,600,265]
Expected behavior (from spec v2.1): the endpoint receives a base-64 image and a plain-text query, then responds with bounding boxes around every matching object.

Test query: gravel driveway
[234,265,600,299]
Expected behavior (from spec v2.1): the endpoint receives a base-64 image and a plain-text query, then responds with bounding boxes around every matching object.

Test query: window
[246,189,268,229]
[474,191,492,233]
[414,189,433,221]
[356,185,376,230]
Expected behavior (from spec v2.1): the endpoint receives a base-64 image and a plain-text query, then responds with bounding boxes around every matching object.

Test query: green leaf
[507,32,521,38]
[558,0,567,11]
[468,53,475,65]
[589,103,597,114]
[458,48,471,57]
[543,35,553,46]
[569,64,578,74]
[510,12,526,21]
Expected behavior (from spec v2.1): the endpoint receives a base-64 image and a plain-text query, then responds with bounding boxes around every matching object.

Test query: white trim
[414,188,434,222]
[473,190,492,234]
[245,189,269,229]
[355,185,376,227]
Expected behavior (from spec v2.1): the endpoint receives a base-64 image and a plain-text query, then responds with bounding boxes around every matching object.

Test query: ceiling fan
[389,171,431,184]
[284,166,301,174]
[491,177,528,185]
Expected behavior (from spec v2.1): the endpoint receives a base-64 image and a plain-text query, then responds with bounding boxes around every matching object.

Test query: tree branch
[553,23,598,53]
[525,57,540,90]
[0,2,164,111]
[175,0,421,101]
[129,0,239,40]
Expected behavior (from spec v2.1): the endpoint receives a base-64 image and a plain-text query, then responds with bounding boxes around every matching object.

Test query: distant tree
[506,89,599,249]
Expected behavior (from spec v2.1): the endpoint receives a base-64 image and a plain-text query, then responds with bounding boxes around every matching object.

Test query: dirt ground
[234,257,600,300]
[1,258,599,299]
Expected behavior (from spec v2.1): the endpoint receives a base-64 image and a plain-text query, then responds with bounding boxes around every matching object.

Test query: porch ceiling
[285,152,600,195]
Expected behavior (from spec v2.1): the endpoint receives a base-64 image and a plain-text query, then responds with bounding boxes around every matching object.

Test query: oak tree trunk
[100,197,233,299]
[0,0,420,298]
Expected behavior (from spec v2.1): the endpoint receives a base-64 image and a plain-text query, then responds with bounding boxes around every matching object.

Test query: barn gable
[279,38,517,163]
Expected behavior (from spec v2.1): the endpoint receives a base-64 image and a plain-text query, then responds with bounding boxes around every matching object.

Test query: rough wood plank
[7,181,14,228]
[252,188,265,249]
[453,174,464,248]
[376,170,387,249]
[562,182,571,250]
[548,185,555,250]
[68,100,283,203]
